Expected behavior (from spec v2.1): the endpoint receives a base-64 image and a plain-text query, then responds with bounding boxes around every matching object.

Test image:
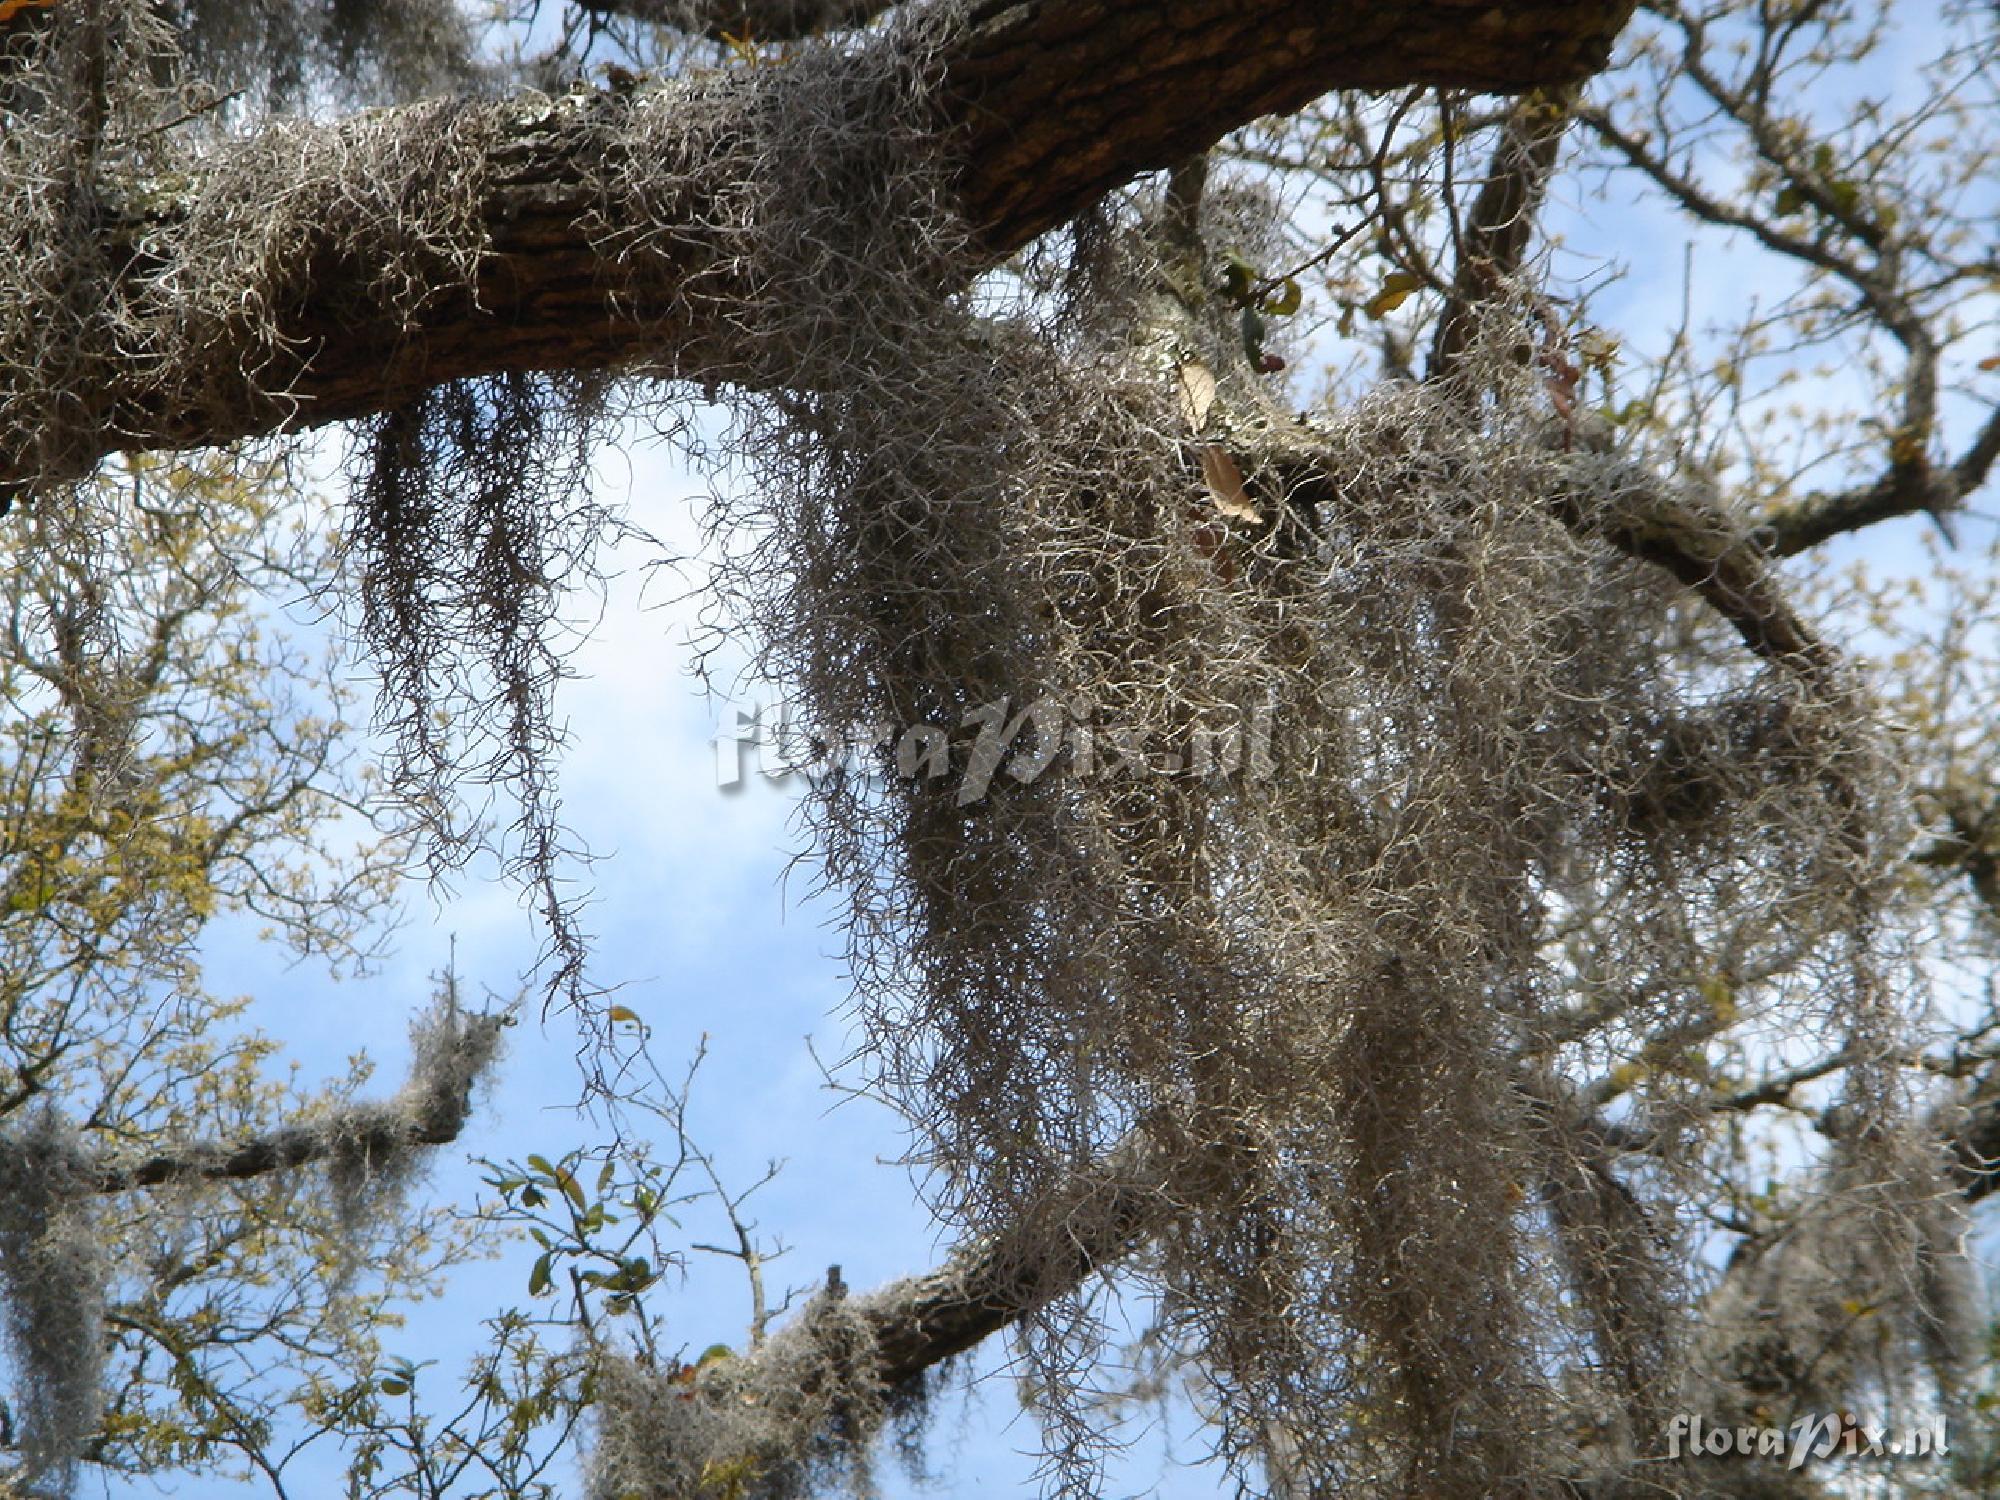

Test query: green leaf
[1220,250,1257,303]
[1239,306,1268,364]
[613,1255,658,1293]
[528,1252,553,1297]
[553,1166,586,1210]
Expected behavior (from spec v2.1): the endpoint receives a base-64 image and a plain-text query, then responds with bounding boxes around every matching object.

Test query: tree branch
[2,0,1636,503]
[564,0,895,41]
[1760,400,2000,556]
[677,1059,1991,1500]
[92,1109,453,1194]
[1429,87,1577,380]
[1951,1085,2000,1204]
[673,1142,1169,1412]
[87,1009,505,1194]
[861,1156,1168,1385]
[1575,4,1996,558]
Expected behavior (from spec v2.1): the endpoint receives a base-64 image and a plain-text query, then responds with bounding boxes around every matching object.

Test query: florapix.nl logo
[1664,1412,1948,1471]
[715,695,1276,803]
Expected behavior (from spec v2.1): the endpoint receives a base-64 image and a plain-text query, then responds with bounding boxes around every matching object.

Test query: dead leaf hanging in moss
[1176,361,1217,431]
[1197,444,1261,523]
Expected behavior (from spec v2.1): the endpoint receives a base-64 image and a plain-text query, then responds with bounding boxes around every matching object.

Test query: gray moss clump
[326,997,508,1243]
[590,1290,886,1500]
[370,14,1950,1492]
[659,97,1947,1498]
[1697,1120,1982,1425]
[0,1108,108,1495]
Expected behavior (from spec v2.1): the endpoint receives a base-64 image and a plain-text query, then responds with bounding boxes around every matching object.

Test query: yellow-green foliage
[0,457,479,1491]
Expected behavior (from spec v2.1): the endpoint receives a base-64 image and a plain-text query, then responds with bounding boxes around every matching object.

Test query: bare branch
[684,1142,1168,1402]
[1919,778,2000,919]
[1951,1084,2000,1204]
[1576,5,1995,556]
[1762,401,2000,556]
[1429,87,1576,380]
[1711,1049,1857,1115]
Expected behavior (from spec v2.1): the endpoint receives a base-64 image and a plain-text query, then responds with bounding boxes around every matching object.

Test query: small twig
[117,88,245,146]
[685,1133,784,1347]
[1249,220,1364,302]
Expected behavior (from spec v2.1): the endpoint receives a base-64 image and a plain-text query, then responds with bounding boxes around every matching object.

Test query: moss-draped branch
[0,0,1635,502]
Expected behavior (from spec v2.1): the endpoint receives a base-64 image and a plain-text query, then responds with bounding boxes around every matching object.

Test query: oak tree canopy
[3,0,1999,1496]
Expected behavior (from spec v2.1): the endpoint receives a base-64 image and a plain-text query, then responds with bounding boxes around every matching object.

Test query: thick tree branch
[1429,87,1576,380]
[92,1103,458,1194]
[666,1143,1169,1425]
[860,1156,1168,1384]
[566,0,895,41]
[2,0,1635,502]
[1569,468,1834,672]
[1243,413,1836,674]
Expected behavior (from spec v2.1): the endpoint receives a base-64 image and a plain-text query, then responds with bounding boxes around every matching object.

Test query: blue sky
[183,421,1230,1498]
